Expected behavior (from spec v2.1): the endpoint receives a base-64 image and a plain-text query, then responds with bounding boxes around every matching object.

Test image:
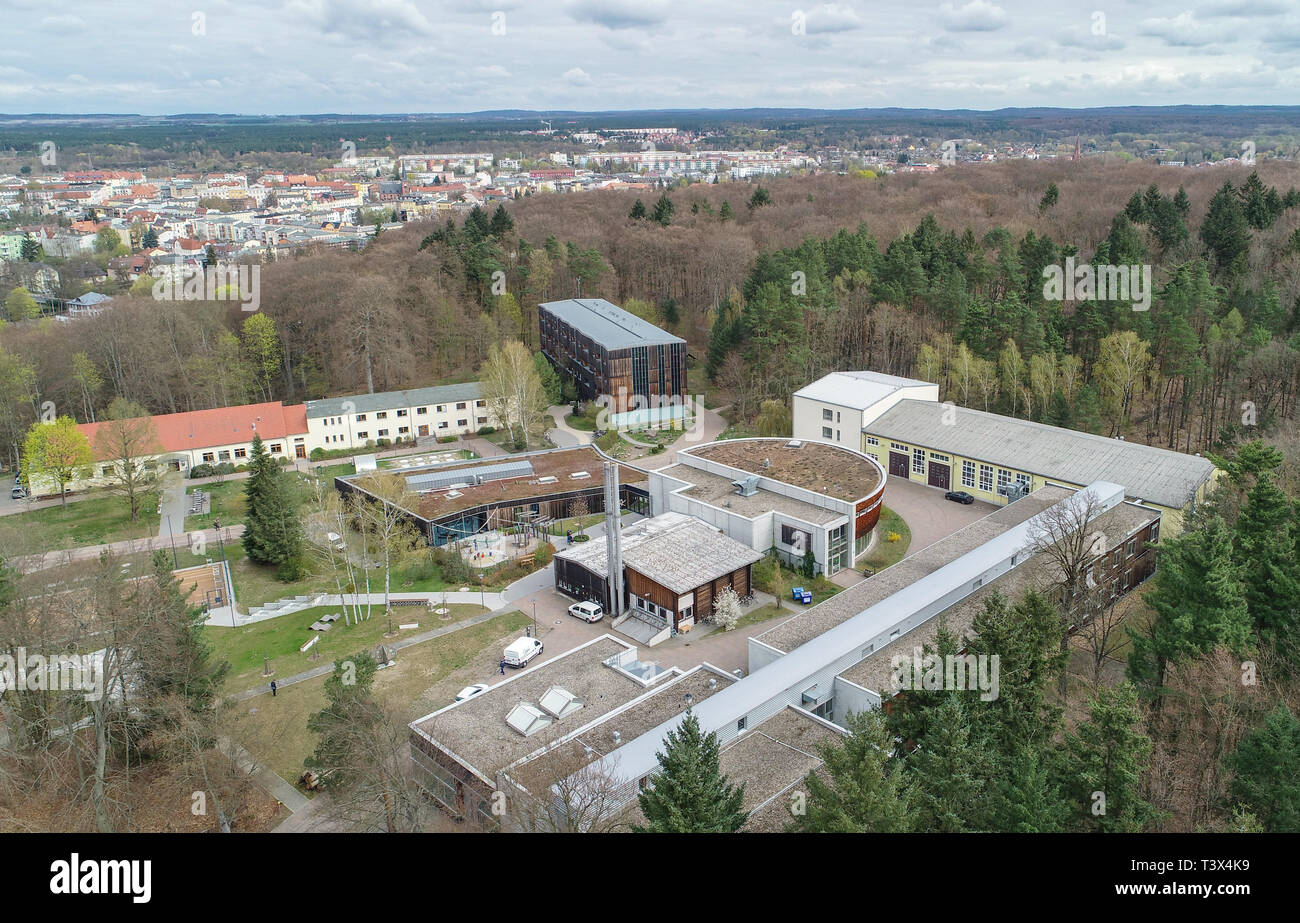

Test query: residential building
[305,382,493,452]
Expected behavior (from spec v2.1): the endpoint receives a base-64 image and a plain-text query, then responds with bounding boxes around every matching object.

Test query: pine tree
[1127,516,1251,702]
[1038,182,1059,214]
[908,695,989,831]
[633,711,746,832]
[140,550,229,722]
[1058,683,1155,832]
[1225,704,1300,832]
[241,434,306,578]
[651,193,674,227]
[789,708,912,832]
[488,203,514,238]
[1233,473,1300,649]
[628,198,647,220]
[306,651,382,791]
[1201,180,1250,275]
[718,199,734,222]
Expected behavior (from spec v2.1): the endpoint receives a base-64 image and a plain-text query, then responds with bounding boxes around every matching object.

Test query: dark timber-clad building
[539,298,687,418]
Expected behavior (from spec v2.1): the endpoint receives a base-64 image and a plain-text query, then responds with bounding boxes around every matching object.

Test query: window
[377,429,388,437]
[234,448,246,458]
[218,450,231,461]
[1016,473,1030,489]
[476,399,485,407]
[865,436,879,447]
[930,452,949,462]
[398,426,409,435]
[891,442,908,452]
[376,411,387,420]
[836,411,841,423]
[477,416,487,425]
[417,407,427,415]
[836,430,841,441]
[396,409,408,417]
[1126,539,1136,557]
[822,408,833,421]
[101,466,112,477]
[356,413,366,422]
[458,419,468,427]
[997,468,1011,490]
[202,452,215,463]
[436,404,445,412]
[357,431,368,440]
[912,448,925,474]
[456,402,467,410]
[979,464,993,492]
[1112,549,1122,567]
[822,426,833,439]
[270,444,283,453]
[736,717,747,732]
[437,422,448,430]
[962,460,976,488]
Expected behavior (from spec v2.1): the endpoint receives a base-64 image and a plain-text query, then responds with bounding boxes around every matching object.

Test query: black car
[945,490,975,504]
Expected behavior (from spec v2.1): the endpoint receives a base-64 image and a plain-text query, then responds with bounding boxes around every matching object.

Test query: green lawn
[312,461,356,480]
[565,410,597,431]
[185,479,248,530]
[859,506,911,572]
[0,491,162,550]
[733,602,795,631]
[227,609,529,786]
[205,602,488,692]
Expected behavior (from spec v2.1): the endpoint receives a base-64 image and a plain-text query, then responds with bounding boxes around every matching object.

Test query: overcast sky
[0,0,1296,114]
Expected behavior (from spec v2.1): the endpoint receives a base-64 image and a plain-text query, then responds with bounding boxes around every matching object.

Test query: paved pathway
[219,735,309,813]
[12,523,247,573]
[545,405,594,447]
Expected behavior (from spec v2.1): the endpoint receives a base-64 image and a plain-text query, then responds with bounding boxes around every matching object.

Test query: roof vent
[444,490,463,499]
[732,474,759,498]
[786,439,802,448]
[762,458,771,468]
[505,703,553,737]
[538,686,584,719]
[538,475,558,484]
[612,730,622,745]
[708,678,718,689]
[570,471,591,479]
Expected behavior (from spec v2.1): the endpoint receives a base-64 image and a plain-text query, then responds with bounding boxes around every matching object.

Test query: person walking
[270,680,277,697]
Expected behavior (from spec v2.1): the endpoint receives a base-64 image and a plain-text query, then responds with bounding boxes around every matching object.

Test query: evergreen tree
[908,695,990,831]
[140,550,229,722]
[633,711,746,833]
[1225,704,1300,832]
[1058,683,1155,832]
[987,742,1068,832]
[718,199,734,222]
[488,203,514,238]
[1173,186,1190,217]
[789,709,913,832]
[241,434,307,579]
[747,185,771,210]
[1201,180,1250,275]
[306,651,382,791]
[141,227,159,248]
[1233,473,1300,649]
[628,198,647,220]
[1128,516,1251,702]
[651,193,674,227]
[1038,182,1059,214]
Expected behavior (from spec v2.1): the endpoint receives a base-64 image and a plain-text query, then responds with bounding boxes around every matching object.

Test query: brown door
[418,424,429,437]
[888,451,909,477]
[927,462,949,490]
[295,444,306,459]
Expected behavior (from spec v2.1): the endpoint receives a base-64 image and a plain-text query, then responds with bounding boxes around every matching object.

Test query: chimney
[603,461,624,618]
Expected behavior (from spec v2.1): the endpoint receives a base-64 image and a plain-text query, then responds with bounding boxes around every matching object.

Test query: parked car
[503,636,544,668]
[454,683,490,703]
[568,600,604,623]
[10,485,26,500]
[945,490,975,504]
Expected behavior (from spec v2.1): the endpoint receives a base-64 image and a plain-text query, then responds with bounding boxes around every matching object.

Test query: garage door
[927,462,950,490]
[889,452,909,478]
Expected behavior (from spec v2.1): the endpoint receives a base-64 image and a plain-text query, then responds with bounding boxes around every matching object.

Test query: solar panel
[405,460,534,491]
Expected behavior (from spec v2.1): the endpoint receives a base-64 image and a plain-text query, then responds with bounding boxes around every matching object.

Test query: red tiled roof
[79,401,309,459]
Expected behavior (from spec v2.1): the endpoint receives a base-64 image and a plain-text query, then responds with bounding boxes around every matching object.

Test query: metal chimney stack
[603,461,624,617]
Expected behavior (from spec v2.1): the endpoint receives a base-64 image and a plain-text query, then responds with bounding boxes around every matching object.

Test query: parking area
[879,474,998,557]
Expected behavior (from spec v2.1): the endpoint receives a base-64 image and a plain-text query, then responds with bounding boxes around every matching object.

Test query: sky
[0,0,1297,114]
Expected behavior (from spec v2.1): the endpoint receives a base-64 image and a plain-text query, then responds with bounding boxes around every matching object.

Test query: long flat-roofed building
[539,298,686,420]
[861,398,1218,533]
[305,382,493,451]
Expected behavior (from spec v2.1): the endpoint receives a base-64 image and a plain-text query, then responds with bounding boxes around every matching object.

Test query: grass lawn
[312,461,356,480]
[858,506,911,572]
[686,366,720,409]
[565,411,596,431]
[185,479,248,530]
[733,602,797,631]
[227,609,529,786]
[0,491,162,550]
[205,602,488,692]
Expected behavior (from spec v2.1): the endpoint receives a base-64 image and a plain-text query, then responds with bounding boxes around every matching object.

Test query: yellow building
[860,399,1220,534]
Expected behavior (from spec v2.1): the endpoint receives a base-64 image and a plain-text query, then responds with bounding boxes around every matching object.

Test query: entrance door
[927,462,950,490]
[295,444,306,459]
[418,424,429,437]
[888,451,909,478]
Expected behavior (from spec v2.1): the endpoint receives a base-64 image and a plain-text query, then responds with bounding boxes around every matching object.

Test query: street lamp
[479,572,484,608]
[530,597,538,638]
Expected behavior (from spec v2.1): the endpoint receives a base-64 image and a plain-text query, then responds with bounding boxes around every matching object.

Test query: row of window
[202,446,261,463]
[323,400,484,426]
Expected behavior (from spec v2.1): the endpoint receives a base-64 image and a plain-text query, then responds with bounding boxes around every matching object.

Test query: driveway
[879,475,997,557]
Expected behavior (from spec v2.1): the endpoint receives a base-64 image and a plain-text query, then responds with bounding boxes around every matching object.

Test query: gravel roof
[657,463,844,526]
[554,512,762,594]
[686,438,884,502]
[757,487,1075,652]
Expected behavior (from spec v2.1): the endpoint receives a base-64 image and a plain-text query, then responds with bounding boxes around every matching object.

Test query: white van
[503,636,543,668]
[568,601,604,623]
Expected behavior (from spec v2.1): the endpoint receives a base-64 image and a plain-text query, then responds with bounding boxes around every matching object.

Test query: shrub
[751,554,778,593]
[477,425,496,435]
[887,531,901,543]
[309,447,326,461]
[437,435,457,444]
[533,541,555,567]
[375,438,391,448]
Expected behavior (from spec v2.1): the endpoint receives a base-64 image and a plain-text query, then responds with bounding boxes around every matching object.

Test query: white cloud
[939,1,1008,33]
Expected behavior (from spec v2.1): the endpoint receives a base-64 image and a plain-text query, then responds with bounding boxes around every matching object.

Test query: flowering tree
[711,586,742,631]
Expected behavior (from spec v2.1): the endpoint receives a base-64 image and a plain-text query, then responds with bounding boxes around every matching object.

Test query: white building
[305,382,494,452]
[792,370,939,452]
